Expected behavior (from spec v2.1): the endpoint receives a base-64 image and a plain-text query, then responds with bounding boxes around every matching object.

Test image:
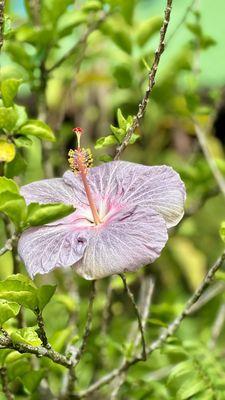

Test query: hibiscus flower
[18,128,186,280]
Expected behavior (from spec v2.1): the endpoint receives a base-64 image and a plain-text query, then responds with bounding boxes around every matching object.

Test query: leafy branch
[74,251,225,398]
[114,0,173,159]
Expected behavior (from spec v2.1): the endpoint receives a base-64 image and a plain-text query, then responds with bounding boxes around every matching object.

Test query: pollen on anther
[68,148,93,174]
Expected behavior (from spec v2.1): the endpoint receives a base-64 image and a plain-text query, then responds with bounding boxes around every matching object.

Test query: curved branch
[74,251,225,399]
[114,0,173,160]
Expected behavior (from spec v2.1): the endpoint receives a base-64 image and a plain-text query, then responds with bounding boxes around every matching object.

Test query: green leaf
[129,133,140,144]
[19,120,55,142]
[14,136,32,148]
[82,0,102,12]
[95,135,118,149]
[13,105,28,129]
[101,19,132,54]
[4,151,27,178]
[137,16,163,47]
[0,191,27,227]
[110,125,125,142]
[0,275,38,310]
[11,327,42,347]
[26,203,74,227]
[57,11,87,38]
[117,109,126,130]
[177,379,205,399]
[168,360,193,383]
[0,300,20,325]
[0,107,18,132]
[1,79,22,107]
[6,42,35,71]
[22,370,45,393]
[113,64,133,88]
[99,154,113,162]
[37,285,56,311]
[0,176,19,194]
[0,140,16,162]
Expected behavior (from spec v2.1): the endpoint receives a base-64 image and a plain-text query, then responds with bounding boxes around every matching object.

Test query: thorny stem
[66,281,96,397]
[119,274,146,360]
[0,367,13,400]
[73,252,225,398]
[114,0,173,160]
[0,0,4,51]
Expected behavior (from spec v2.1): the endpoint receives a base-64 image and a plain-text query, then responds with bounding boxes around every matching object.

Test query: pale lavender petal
[64,161,185,228]
[73,205,168,280]
[18,213,90,278]
[21,177,87,208]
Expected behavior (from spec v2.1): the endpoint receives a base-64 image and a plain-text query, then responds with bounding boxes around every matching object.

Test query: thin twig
[0,0,4,51]
[166,0,196,45]
[209,302,225,349]
[119,274,146,360]
[0,367,13,400]
[66,281,96,398]
[74,252,225,399]
[110,277,155,400]
[36,308,51,349]
[0,234,18,257]
[193,120,225,198]
[47,11,107,74]
[114,0,173,160]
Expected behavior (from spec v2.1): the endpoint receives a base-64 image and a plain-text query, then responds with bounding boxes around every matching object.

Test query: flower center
[68,128,101,226]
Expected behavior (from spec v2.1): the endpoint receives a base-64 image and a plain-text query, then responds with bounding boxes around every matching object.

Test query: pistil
[68,128,101,226]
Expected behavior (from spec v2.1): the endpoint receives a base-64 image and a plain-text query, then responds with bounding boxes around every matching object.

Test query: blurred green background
[1,0,225,399]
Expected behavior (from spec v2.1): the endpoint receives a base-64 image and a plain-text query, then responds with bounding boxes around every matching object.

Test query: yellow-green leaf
[1,79,22,107]
[19,119,55,142]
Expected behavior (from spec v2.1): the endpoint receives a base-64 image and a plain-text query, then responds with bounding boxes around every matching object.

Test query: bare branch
[166,0,196,45]
[209,302,225,349]
[47,11,107,74]
[110,276,155,399]
[0,234,18,257]
[119,274,146,360]
[193,119,225,198]
[0,367,13,400]
[0,0,5,52]
[74,252,225,399]
[114,0,173,160]
[66,280,96,397]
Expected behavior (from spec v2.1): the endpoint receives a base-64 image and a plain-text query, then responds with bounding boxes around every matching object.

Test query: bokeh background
[1,0,225,398]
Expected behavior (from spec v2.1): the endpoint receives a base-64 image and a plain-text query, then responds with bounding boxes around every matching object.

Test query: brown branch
[0,234,18,257]
[110,276,155,399]
[0,0,5,52]
[0,367,13,400]
[119,274,146,361]
[114,0,173,160]
[193,119,225,198]
[66,280,96,397]
[0,335,72,369]
[47,11,108,74]
[74,251,225,399]
[35,309,51,349]
[166,0,196,45]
